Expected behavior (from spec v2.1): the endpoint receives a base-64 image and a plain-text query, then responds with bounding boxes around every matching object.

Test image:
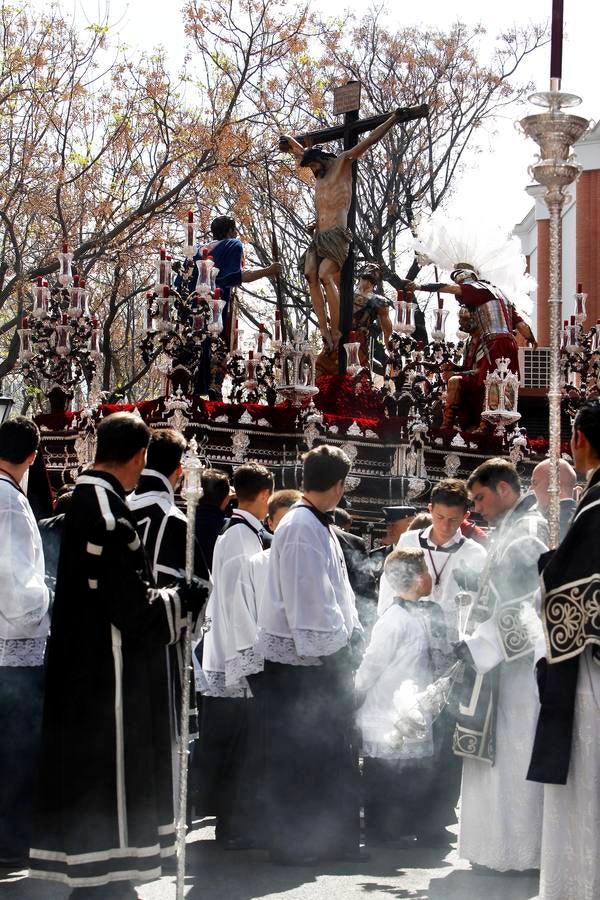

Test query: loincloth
[301,225,353,271]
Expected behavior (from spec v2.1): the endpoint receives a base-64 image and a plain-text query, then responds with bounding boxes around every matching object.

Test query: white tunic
[199,509,263,697]
[0,473,49,667]
[356,601,435,759]
[378,526,487,642]
[256,504,359,666]
[539,649,600,900]
[224,548,269,687]
[459,613,544,871]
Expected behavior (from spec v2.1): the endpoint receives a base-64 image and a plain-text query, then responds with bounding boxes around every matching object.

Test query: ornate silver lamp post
[176,437,204,900]
[519,2,589,546]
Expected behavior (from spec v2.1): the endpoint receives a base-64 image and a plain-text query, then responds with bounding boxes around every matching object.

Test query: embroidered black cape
[453,495,549,765]
[528,467,600,785]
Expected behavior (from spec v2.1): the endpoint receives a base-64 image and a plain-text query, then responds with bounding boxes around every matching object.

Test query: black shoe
[223,837,264,851]
[161,854,178,873]
[270,852,318,867]
[323,847,371,862]
[416,829,450,847]
[382,835,418,850]
[0,856,28,870]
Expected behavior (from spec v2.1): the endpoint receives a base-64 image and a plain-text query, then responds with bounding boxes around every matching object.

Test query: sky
[33,0,600,233]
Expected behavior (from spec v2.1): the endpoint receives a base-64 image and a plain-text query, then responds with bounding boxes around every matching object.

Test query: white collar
[422,524,463,549]
[140,468,174,500]
[231,507,263,531]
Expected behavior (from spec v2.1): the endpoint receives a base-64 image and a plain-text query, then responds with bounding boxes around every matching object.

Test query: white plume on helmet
[414,210,534,318]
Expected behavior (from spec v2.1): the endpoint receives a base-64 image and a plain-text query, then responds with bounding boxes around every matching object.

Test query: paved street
[0,821,540,900]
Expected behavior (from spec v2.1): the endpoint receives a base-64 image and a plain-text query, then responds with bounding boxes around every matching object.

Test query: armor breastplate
[474,297,510,336]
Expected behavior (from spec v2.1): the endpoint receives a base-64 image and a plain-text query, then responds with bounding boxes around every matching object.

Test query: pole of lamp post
[520,89,588,546]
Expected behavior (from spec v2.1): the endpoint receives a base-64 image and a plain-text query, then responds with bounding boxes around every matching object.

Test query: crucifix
[279,82,428,373]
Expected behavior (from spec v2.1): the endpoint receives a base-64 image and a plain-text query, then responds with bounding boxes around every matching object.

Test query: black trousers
[0,665,45,858]
[262,655,360,859]
[193,696,248,840]
[362,755,437,841]
[192,684,266,843]
[424,713,462,832]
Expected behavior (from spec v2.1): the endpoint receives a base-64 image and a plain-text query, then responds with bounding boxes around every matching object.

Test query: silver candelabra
[520,89,589,546]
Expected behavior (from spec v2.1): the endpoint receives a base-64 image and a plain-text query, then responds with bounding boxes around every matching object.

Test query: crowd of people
[0,401,599,900]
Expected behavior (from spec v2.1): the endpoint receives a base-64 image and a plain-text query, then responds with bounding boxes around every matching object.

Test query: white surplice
[224,548,269,687]
[199,509,263,697]
[538,648,600,900]
[0,473,49,666]
[256,503,359,666]
[378,526,486,642]
[356,601,435,760]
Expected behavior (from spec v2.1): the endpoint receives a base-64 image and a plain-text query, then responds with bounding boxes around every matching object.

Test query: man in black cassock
[528,399,600,899]
[29,413,205,900]
[128,429,208,809]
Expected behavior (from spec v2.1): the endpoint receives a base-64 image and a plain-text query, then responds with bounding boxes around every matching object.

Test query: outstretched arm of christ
[342,109,403,161]
[279,134,306,162]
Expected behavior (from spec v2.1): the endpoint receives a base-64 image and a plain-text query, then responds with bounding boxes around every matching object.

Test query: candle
[577,282,583,293]
[550,0,564,83]
[62,241,69,253]
[187,210,194,248]
[22,315,28,329]
[437,297,444,309]
[214,287,221,298]
[162,285,170,298]
[61,312,68,325]
[275,310,281,321]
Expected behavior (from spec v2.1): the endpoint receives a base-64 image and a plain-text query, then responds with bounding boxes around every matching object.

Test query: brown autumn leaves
[0,1,545,403]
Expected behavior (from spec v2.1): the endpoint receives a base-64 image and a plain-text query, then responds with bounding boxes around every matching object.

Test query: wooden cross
[293,85,428,372]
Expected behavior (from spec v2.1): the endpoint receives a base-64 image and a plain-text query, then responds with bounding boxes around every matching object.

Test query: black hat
[299,146,337,167]
[382,506,416,523]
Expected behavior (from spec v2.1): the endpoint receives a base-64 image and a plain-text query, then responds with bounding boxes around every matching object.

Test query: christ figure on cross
[280,109,404,350]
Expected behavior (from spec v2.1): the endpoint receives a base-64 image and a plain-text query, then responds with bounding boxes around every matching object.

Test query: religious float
[25,236,593,545]
[15,67,593,548]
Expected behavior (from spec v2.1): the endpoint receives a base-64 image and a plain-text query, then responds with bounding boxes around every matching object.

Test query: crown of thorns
[299,146,338,166]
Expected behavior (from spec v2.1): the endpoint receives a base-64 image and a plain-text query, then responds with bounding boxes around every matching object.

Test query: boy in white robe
[357,548,448,846]
[379,479,487,842]
[225,490,301,687]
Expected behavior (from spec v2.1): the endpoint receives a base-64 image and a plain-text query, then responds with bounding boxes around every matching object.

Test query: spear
[264,155,287,342]
[176,436,204,900]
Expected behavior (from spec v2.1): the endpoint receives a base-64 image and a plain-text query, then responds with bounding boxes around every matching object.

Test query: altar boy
[357,548,446,846]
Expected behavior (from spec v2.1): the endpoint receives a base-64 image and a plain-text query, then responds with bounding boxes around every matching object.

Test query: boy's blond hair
[384,547,427,595]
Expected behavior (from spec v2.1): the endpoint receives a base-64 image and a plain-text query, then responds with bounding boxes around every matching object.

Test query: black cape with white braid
[528,466,600,785]
[128,468,199,740]
[30,470,181,888]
